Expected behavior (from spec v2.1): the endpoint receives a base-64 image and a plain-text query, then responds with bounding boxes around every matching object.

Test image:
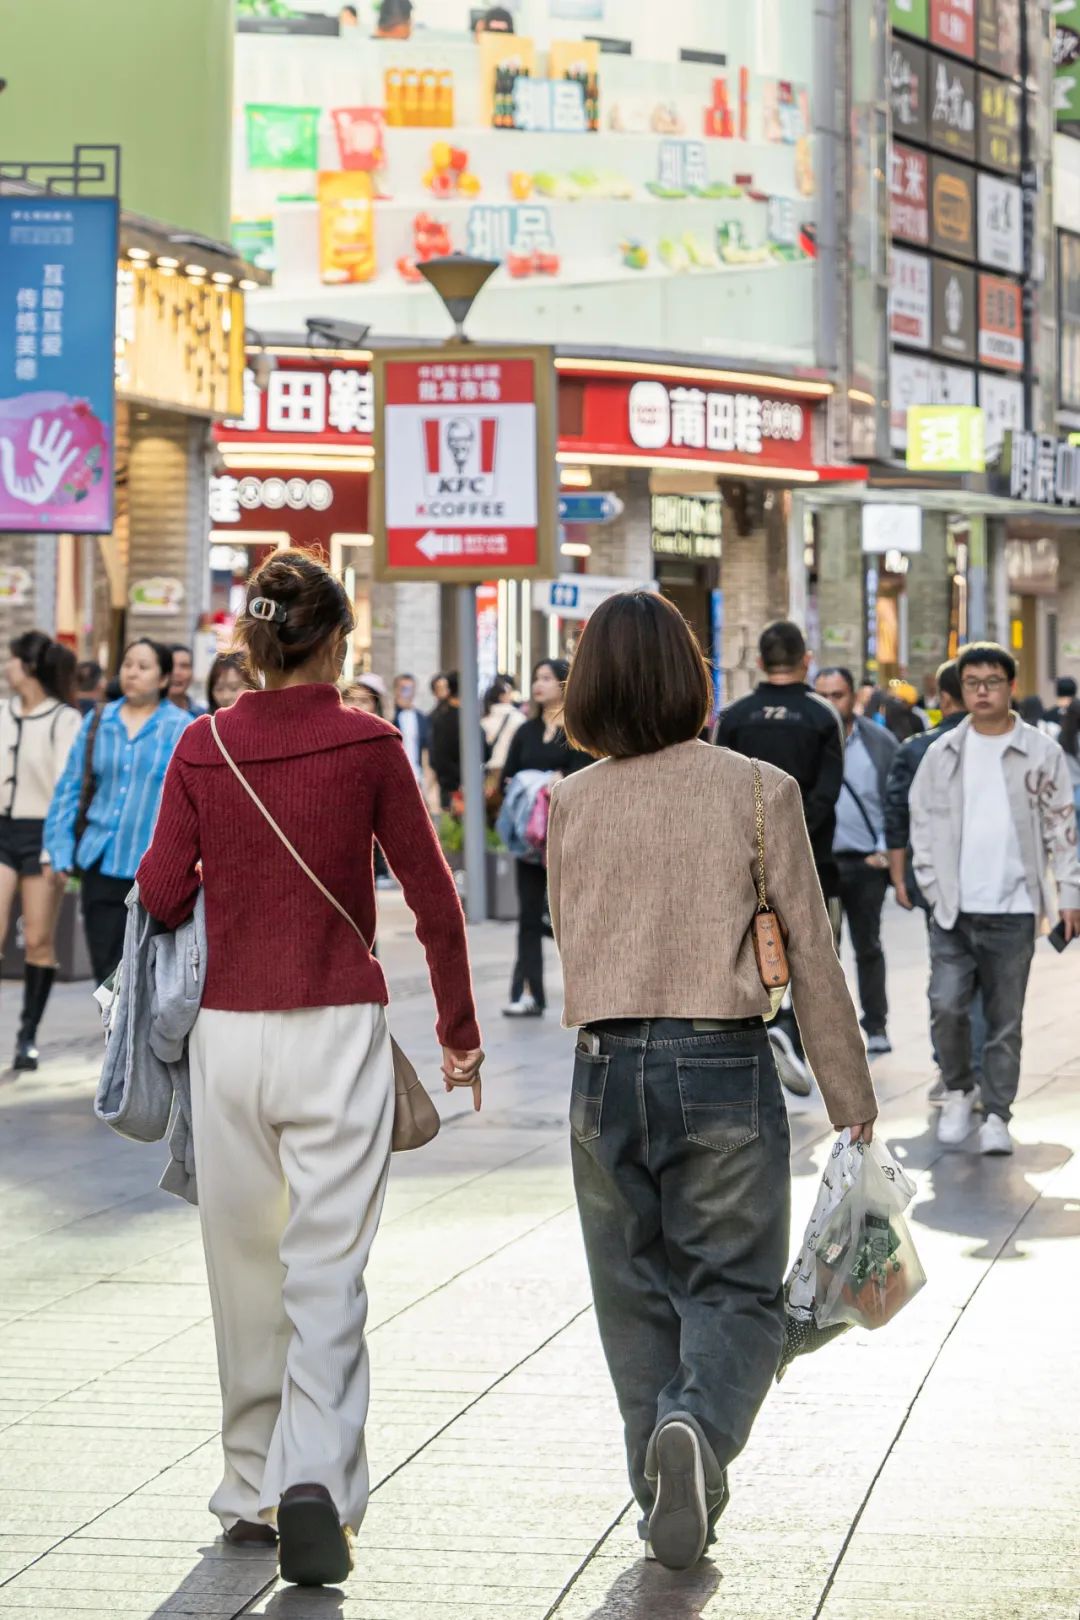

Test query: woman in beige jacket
[548,591,877,1573]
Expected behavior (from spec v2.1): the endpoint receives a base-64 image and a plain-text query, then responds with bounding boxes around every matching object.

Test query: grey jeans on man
[568,1018,791,1524]
[928,914,1037,1122]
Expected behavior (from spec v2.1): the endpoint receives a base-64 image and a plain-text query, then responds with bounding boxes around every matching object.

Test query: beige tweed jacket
[547,739,878,1128]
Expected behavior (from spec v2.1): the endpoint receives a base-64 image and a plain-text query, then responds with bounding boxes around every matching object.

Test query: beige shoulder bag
[751,760,791,1019]
[209,713,440,1152]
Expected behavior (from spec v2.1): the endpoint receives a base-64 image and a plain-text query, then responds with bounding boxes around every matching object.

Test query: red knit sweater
[136,684,481,1050]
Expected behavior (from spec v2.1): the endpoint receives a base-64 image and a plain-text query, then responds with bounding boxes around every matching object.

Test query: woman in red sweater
[137,550,484,1587]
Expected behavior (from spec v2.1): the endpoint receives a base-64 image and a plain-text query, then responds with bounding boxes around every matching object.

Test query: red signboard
[930,0,976,57]
[373,346,556,582]
[559,372,821,474]
[890,143,931,246]
[208,467,369,546]
[217,355,373,447]
[978,273,1023,371]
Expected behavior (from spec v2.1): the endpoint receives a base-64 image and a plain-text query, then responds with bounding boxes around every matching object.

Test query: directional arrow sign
[416,529,462,562]
[558,492,625,525]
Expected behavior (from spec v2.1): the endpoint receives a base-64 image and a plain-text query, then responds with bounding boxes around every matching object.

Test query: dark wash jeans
[569,1018,791,1520]
[929,913,1036,1123]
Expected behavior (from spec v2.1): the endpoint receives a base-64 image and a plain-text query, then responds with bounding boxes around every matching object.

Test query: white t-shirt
[397,707,422,780]
[958,727,1031,914]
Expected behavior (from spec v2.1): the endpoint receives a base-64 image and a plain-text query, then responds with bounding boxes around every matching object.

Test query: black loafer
[277,1483,353,1588]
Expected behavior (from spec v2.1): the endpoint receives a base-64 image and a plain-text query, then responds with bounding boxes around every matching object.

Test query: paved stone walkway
[0,899,1078,1618]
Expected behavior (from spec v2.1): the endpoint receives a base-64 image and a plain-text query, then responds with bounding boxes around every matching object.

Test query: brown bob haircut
[563,590,713,759]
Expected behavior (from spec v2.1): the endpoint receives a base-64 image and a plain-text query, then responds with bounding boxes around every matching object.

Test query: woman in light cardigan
[547,591,877,1572]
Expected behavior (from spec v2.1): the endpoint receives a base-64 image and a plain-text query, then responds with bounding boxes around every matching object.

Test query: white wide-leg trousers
[189,1002,395,1533]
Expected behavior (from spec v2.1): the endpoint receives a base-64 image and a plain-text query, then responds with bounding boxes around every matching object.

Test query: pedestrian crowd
[3,552,1079,1588]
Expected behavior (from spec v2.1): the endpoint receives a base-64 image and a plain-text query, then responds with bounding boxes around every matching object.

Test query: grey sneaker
[644,1413,728,1570]
[866,1032,892,1056]
[646,1419,708,1569]
[502,995,543,1018]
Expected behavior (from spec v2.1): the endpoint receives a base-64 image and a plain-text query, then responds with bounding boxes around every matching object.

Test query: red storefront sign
[978,273,1023,371]
[558,370,840,477]
[890,143,930,246]
[208,468,369,546]
[931,0,976,57]
[218,355,374,446]
[373,346,556,581]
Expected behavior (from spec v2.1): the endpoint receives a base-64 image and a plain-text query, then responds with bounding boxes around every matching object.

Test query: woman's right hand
[442,1047,485,1112]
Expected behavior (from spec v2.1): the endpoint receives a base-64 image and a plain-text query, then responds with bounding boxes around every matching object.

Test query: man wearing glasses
[910,642,1080,1156]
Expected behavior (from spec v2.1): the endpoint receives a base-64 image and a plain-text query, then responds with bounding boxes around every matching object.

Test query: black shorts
[0,818,46,878]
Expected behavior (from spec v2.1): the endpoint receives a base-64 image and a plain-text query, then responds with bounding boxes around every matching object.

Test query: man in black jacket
[715,621,844,1095]
[716,621,844,898]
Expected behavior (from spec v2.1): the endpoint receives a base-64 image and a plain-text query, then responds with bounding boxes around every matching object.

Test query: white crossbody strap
[209,711,373,953]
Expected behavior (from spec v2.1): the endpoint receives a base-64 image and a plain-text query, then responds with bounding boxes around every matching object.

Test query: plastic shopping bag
[813,1137,926,1332]
[776,1133,924,1379]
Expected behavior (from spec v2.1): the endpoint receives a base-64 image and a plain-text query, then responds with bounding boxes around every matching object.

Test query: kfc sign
[373,346,556,581]
[219,356,374,445]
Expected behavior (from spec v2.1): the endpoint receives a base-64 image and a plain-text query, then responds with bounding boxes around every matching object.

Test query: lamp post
[417,255,501,924]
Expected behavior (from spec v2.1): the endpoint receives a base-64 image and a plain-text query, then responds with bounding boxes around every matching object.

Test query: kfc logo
[423,415,498,499]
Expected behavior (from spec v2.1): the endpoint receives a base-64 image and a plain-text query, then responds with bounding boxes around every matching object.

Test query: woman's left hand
[442,1047,485,1112]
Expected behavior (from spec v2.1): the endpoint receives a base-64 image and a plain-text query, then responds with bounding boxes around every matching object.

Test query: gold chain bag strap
[209,713,439,1152]
[752,759,791,1020]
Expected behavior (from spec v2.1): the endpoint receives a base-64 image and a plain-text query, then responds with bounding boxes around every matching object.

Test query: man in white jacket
[910,642,1080,1157]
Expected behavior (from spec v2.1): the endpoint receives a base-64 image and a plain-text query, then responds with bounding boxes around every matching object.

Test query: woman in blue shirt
[44,639,193,985]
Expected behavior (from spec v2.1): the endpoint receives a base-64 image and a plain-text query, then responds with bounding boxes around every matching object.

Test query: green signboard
[1056,1,1080,128]
[891,0,930,38]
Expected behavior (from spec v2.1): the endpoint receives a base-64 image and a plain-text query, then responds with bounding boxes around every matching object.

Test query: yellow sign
[318,171,376,285]
[905,406,985,472]
[115,262,245,419]
[479,32,537,128]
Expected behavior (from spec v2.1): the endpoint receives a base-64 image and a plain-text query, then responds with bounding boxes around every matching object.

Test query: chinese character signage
[906,403,985,469]
[1001,431,1080,505]
[978,76,1021,174]
[930,155,976,260]
[979,372,1024,456]
[976,0,1020,78]
[891,143,931,245]
[931,259,977,361]
[930,0,975,58]
[650,494,723,560]
[890,351,975,450]
[890,39,929,144]
[114,262,244,419]
[372,346,557,581]
[0,196,116,535]
[465,204,555,265]
[929,54,977,159]
[890,249,932,348]
[978,273,1023,369]
[217,356,375,444]
[892,0,930,36]
[626,379,810,463]
[977,173,1023,273]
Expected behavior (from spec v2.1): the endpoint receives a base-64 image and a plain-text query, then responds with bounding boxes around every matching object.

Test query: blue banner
[0,195,117,534]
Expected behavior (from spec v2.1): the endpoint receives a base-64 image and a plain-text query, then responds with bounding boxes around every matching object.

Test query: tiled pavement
[0,898,1078,1618]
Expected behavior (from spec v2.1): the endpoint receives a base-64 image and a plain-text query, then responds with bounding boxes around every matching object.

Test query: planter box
[2,889,93,982]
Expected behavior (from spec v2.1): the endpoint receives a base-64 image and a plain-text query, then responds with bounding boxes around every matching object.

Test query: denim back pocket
[570,1051,610,1144]
[676,1055,759,1153]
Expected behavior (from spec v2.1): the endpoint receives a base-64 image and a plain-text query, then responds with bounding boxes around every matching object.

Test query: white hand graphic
[0,416,80,508]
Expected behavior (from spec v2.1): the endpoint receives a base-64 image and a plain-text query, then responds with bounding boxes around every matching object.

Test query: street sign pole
[456,583,488,925]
